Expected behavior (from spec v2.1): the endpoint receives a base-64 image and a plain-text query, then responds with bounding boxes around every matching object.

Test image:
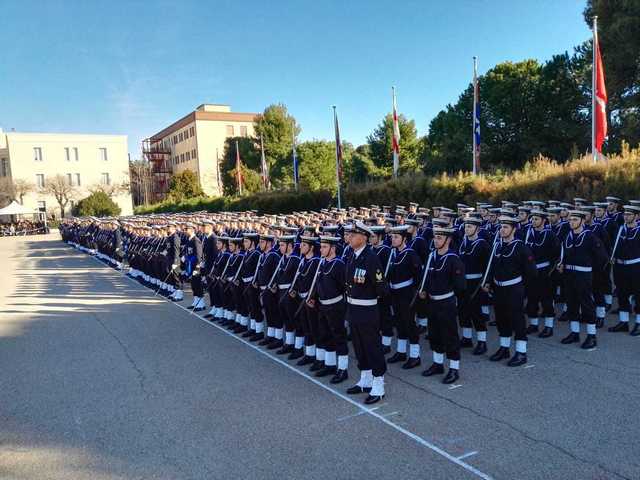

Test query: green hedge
[134,147,640,215]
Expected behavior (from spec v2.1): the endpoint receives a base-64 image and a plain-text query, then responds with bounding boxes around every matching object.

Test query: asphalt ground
[1,234,639,480]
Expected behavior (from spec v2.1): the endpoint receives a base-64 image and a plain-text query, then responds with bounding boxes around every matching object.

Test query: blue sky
[0,0,591,157]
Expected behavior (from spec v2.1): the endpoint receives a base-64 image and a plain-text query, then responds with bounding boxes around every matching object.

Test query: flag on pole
[593,16,607,160]
[392,86,400,178]
[292,131,299,191]
[235,140,243,195]
[472,56,481,174]
[260,136,270,190]
[333,106,342,209]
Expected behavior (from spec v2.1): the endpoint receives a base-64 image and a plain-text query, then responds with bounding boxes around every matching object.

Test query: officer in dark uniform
[184,223,205,311]
[524,210,560,338]
[458,217,491,354]
[558,211,608,349]
[386,225,423,369]
[609,205,640,335]
[344,222,388,405]
[166,223,183,302]
[256,234,283,347]
[308,235,349,383]
[370,226,394,354]
[483,216,537,367]
[419,227,466,383]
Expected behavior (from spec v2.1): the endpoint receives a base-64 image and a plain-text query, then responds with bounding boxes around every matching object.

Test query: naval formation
[59,197,640,405]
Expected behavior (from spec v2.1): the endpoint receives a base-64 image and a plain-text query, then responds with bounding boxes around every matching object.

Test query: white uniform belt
[260,286,267,290]
[565,265,592,272]
[347,296,377,306]
[242,276,253,282]
[319,295,343,305]
[299,291,309,299]
[226,276,234,281]
[494,276,523,287]
[616,258,640,265]
[390,278,413,290]
[429,291,454,301]
[465,273,482,280]
[278,283,291,289]
[535,261,550,269]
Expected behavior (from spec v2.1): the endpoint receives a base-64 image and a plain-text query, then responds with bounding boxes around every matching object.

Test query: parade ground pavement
[1,234,639,480]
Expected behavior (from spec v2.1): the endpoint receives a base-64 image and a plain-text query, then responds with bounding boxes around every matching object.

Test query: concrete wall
[3,132,133,217]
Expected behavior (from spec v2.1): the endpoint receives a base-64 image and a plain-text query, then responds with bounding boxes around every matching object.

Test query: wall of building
[3,133,133,217]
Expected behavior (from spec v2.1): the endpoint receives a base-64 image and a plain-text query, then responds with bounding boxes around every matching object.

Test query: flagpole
[472,56,478,175]
[392,86,399,179]
[332,105,342,210]
[592,16,597,164]
[235,139,243,196]
[260,135,267,191]
[292,124,299,192]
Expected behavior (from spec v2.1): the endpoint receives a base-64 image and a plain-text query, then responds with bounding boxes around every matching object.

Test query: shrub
[74,191,122,217]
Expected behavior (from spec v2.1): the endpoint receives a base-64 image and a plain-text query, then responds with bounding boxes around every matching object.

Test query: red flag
[235,140,243,195]
[594,29,607,153]
[392,87,400,177]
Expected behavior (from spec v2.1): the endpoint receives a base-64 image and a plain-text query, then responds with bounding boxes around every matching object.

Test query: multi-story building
[0,130,133,217]
[143,104,258,200]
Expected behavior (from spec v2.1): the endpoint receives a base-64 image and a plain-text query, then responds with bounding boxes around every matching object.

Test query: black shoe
[401,357,421,370]
[249,332,264,342]
[630,324,640,337]
[442,368,459,384]
[581,334,597,349]
[538,327,554,338]
[233,325,248,334]
[460,337,473,348]
[276,344,294,355]
[330,369,349,384]
[309,360,324,372]
[561,332,580,344]
[315,365,337,377]
[596,317,604,329]
[346,385,371,395]
[241,329,254,338]
[526,325,539,334]
[187,305,196,310]
[203,313,214,319]
[472,341,487,355]
[382,345,391,355]
[507,352,527,367]
[364,394,384,405]
[608,322,629,333]
[387,352,407,364]
[288,349,304,360]
[421,363,445,377]
[296,355,314,366]
[194,307,206,312]
[267,339,283,350]
[258,337,272,346]
[489,347,510,362]
[226,322,238,330]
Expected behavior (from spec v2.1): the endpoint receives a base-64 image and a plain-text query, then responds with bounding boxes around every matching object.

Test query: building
[143,104,258,200]
[0,130,133,217]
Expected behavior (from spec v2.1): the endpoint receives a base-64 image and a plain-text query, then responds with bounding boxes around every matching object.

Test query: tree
[166,169,204,202]
[0,177,35,205]
[584,0,640,151]
[220,137,261,196]
[346,144,387,184]
[367,113,421,175]
[253,104,301,190]
[40,174,78,218]
[129,159,153,206]
[296,140,342,194]
[74,191,121,217]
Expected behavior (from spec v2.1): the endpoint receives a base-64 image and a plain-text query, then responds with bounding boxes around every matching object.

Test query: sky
[0,0,592,157]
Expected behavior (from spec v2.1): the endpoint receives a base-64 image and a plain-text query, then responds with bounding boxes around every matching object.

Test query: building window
[65,147,71,161]
[186,151,190,161]
[240,126,248,137]
[190,126,195,136]
[192,149,197,159]
[99,148,108,161]
[1,158,8,176]
[101,173,110,185]
[36,174,45,188]
[180,153,185,163]
[75,173,81,186]
[173,135,178,145]
[226,125,234,136]
[66,173,73,185]
[179,132,183,142]
[73,147,79,161]
[34,147,43,161]
[37,200,46,212]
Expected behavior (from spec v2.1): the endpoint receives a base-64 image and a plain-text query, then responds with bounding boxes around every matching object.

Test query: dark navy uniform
[458,235,491,349]
[525,227,560,334]
[611,221,640,333]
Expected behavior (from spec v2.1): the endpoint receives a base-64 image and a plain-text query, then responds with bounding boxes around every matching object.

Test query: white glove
[171,264,178,271]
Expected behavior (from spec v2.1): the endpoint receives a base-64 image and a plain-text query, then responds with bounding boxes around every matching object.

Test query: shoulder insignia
[375,269,383,282]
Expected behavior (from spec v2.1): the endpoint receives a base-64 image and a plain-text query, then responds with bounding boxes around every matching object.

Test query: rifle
[383,247,395,278]
[295,258,323,316]
[471,234,500,299]
[223,253,245,294]
[609,225,624,264]
[548,242,564,277]
[410,251,434,308]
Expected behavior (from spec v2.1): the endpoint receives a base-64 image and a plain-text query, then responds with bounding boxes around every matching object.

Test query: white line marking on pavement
[337,406,382,422]
[83,250,495,480]
[448,384,463,390]
[524,364,536,369]
[382,411,400,417]
[458,451,479,460]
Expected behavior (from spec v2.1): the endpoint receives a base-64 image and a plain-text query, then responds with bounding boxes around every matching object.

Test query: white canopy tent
[0,201,37,215]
